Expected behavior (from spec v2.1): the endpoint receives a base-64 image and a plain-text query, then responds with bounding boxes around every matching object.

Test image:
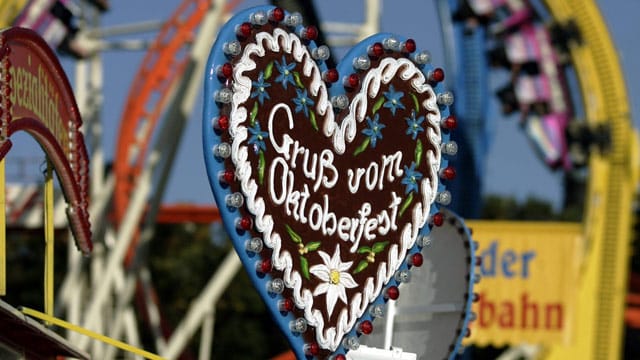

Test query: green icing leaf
[354,260,369,274]
[309,110,318,131]
[293,71,304,88]
[285,224,302,244]
[353,137,370,156]
[250,102,258,125]
[399,192,414,218]
[410,93,420,113]
[258,151,265,185]
[305,242,321,252]
[264,61,274,80]
[372,97,385,114]
[300,256,310,280]
[357,246,372,254]
[415,139,423,166]
[372,241,389,254]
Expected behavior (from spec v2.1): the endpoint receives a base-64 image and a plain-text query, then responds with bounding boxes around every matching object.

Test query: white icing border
[229,28,442,351]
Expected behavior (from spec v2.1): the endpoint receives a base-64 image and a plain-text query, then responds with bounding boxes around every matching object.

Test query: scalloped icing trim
[229,28,442,351]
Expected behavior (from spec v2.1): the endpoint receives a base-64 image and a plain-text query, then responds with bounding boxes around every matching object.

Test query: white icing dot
[250,10,268,26]
[441,141,458,156]
[342,336,360,351]
[284,12,302,27]
[437,91,455,106]
[382,37,401,51]
[330,95,349,110]
[289,317,308,333]
[413,50,431,64]
[214,88,233,104]
[394,269,411,283]
[223,40,241,56]
[267,278,285,294]
[225,192,244,208]
[436,190,452,205]
[353,55,371,70]
[312,45,331,61]
[213,143,231,159]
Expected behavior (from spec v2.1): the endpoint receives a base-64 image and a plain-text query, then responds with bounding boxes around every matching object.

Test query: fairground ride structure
[3,0,638,359]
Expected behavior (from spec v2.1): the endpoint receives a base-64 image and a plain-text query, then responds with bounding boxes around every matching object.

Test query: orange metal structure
[112,0,211,225]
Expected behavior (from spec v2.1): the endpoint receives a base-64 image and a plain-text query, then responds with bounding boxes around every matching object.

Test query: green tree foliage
[147,223,288,359]
[3,229,69,311]
[481,194,581,221]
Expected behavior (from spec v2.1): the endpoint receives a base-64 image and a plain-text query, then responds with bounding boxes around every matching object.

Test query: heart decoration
[203,6,458,359]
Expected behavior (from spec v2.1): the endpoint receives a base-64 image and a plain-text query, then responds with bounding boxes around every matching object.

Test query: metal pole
[44,158,55,319]
[198,310,215,360]
[0,159,5,296]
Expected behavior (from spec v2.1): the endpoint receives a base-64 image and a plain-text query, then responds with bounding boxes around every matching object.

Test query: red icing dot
[410,253,424,267]
[432,212,444,227]
[465,327,471,337]
[345,73,360,89]
[220,63,233,79]
[429,68,445,83]
[369,42,384,57]
[332,355,346,360]
[323,69,339,83]
[270,7,285,22]
[475,256,482,266]
[237,216,253,231]
[303,26,318,41]
[440,166,456,180]
[279,298,294,312]
[358,320,373,335]
[216,115,229,131]
[237,22,252,38]
[257,258,272,274]
[304,342,320,356]
[442,115,457,129]
[385,285,399,300]
[404,39,416,53]
[220,169,235,183]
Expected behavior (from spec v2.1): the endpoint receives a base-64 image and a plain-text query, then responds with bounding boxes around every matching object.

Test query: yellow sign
[463,221,582,346]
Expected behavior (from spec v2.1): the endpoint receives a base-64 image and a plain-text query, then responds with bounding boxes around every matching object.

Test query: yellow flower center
[298,243,306,255]
[329,269,341,285]
[367,253,375,263]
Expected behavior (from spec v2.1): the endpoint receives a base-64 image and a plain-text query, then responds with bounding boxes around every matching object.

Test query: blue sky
[12,0,635,211]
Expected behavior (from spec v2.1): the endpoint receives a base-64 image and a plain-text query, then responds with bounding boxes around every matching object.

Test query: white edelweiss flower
[309,244,358,317]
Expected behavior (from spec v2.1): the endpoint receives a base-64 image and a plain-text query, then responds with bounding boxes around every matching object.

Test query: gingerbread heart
[203,6,457,359]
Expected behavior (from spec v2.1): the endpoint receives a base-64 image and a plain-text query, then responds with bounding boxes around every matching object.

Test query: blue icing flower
[383,85,405,115]
[405,110,425,140]
[401,162,423,194]
[362,113,385,148]
[247,122,268,153]
[250,72,271,104]
[293,88,315,117]
[274,56,296,90]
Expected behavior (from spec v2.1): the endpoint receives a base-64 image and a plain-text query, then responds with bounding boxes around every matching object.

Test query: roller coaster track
[542,0,639,359]
[65,0,239,355]
[112,0,211,226]
[62,0,637,358]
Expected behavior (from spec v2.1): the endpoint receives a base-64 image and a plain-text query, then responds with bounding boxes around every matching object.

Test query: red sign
[0,27,91,254]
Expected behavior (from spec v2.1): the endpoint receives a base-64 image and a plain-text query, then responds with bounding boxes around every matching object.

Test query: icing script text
[267,103,402,252]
